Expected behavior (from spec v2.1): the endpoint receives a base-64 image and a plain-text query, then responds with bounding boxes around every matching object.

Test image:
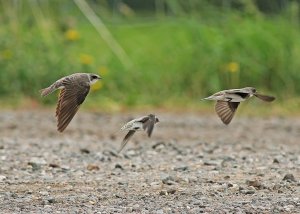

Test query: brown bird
[203,87,275,125]
[118,114,159,153]
[40,73,101,132]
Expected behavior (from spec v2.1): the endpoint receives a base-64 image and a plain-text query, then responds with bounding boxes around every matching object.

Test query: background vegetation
[0,0,299,113]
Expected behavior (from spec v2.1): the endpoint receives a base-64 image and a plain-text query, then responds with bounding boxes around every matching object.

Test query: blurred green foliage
[0,0,299,110]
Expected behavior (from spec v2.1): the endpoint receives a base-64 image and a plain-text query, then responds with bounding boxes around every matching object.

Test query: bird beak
[98,76,102,80]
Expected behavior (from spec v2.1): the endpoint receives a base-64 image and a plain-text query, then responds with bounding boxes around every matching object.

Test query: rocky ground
[0,110,299,213]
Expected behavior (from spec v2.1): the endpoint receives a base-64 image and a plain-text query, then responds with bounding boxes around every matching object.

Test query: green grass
[0,1,300,113]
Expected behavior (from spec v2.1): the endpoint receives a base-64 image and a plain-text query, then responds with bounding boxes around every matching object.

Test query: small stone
[132,204,140,210]
[167,188,176,194]
[89,200,96,205]
[273,158,280,164]
[87,164,100,171]
[159,190,168,196]
[284,205,294,212]
[39,191,49,196]
[246,180,263,189]
[228,183,239,192]
[240,186,256,195]
[150,181,161,189]
[161,175,176,185]
[48,198,55,203]
[115,164,123,170]
[109,134,116,140]
[283,174,296,182]
[0,145,4,149]
[118,181,127,186]
[203,160,220,166]
[0,175,6,181]
[173,165,188,171]
[28,162,41,171]
[49,163,60,168]
[152,142,165,150]
[156,209,164,214]
[80,148,90,154]
[29,157,47,165]
[61,165,70,171]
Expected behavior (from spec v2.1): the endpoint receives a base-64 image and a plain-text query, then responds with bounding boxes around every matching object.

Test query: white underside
[121,121,143,131]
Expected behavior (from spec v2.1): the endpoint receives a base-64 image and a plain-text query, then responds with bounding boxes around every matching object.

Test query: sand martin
[203,87,275,125]
[118,114,159,153]
[40,73,101,132]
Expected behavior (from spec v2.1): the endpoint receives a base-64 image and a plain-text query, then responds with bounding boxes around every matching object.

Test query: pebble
[173,165,188,171]
[240,186,256,195]
[29,157,47,165]
[284,204,294,212]
[115,164,123,170]
[49,163,60,168]
[39,191,49,196]
[246,180,263,189]
[161,175,176,185]
[150,181,161,189]
[87,164,100,171]
[80,148,90,154]
[228,183,239,192]
[28,162,41,171]
[0,175,6,181]
[152,142,165,150]
[167,188,176,194]
[155,209,164,214]
[47,198,56,203]
[283,174,296,182]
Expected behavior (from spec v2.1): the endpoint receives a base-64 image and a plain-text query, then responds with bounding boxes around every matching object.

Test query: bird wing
[254,93,275,102]
[119,130,136,153]
[56,78,90,132]
[143,116,156,137]
[215,101,240,125]
[136,116,150,123]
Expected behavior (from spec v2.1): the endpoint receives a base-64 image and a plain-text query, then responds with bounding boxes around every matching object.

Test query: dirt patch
[0,110,299,213]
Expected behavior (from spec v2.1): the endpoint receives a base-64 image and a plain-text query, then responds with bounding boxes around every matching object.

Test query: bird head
[89,73,101,85]
[244,87,256,94]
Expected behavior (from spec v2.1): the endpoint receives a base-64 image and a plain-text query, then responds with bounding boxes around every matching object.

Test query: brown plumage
[203,87,275,125]
[40,73,101,132]
[118,114,159,153]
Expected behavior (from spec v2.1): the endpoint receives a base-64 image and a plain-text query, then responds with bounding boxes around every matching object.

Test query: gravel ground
[0,110,299,213]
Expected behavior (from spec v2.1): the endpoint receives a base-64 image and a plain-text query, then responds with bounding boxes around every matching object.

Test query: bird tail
[254,93,275,102]
[40,86,55,97]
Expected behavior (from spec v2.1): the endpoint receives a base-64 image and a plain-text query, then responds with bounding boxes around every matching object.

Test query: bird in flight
[118,114,159,153]
[40,73,101,132]
[203,87,275,125]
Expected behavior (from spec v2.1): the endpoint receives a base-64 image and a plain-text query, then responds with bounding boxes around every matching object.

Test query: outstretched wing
[119,130,136,153]
[215,101,240,125]
[143,116,156,137]
[56,78,90,132]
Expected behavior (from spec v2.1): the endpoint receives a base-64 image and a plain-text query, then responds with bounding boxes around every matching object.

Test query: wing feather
[215,101,239,125]
[56,78,90,132]
[118,130,136,153]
